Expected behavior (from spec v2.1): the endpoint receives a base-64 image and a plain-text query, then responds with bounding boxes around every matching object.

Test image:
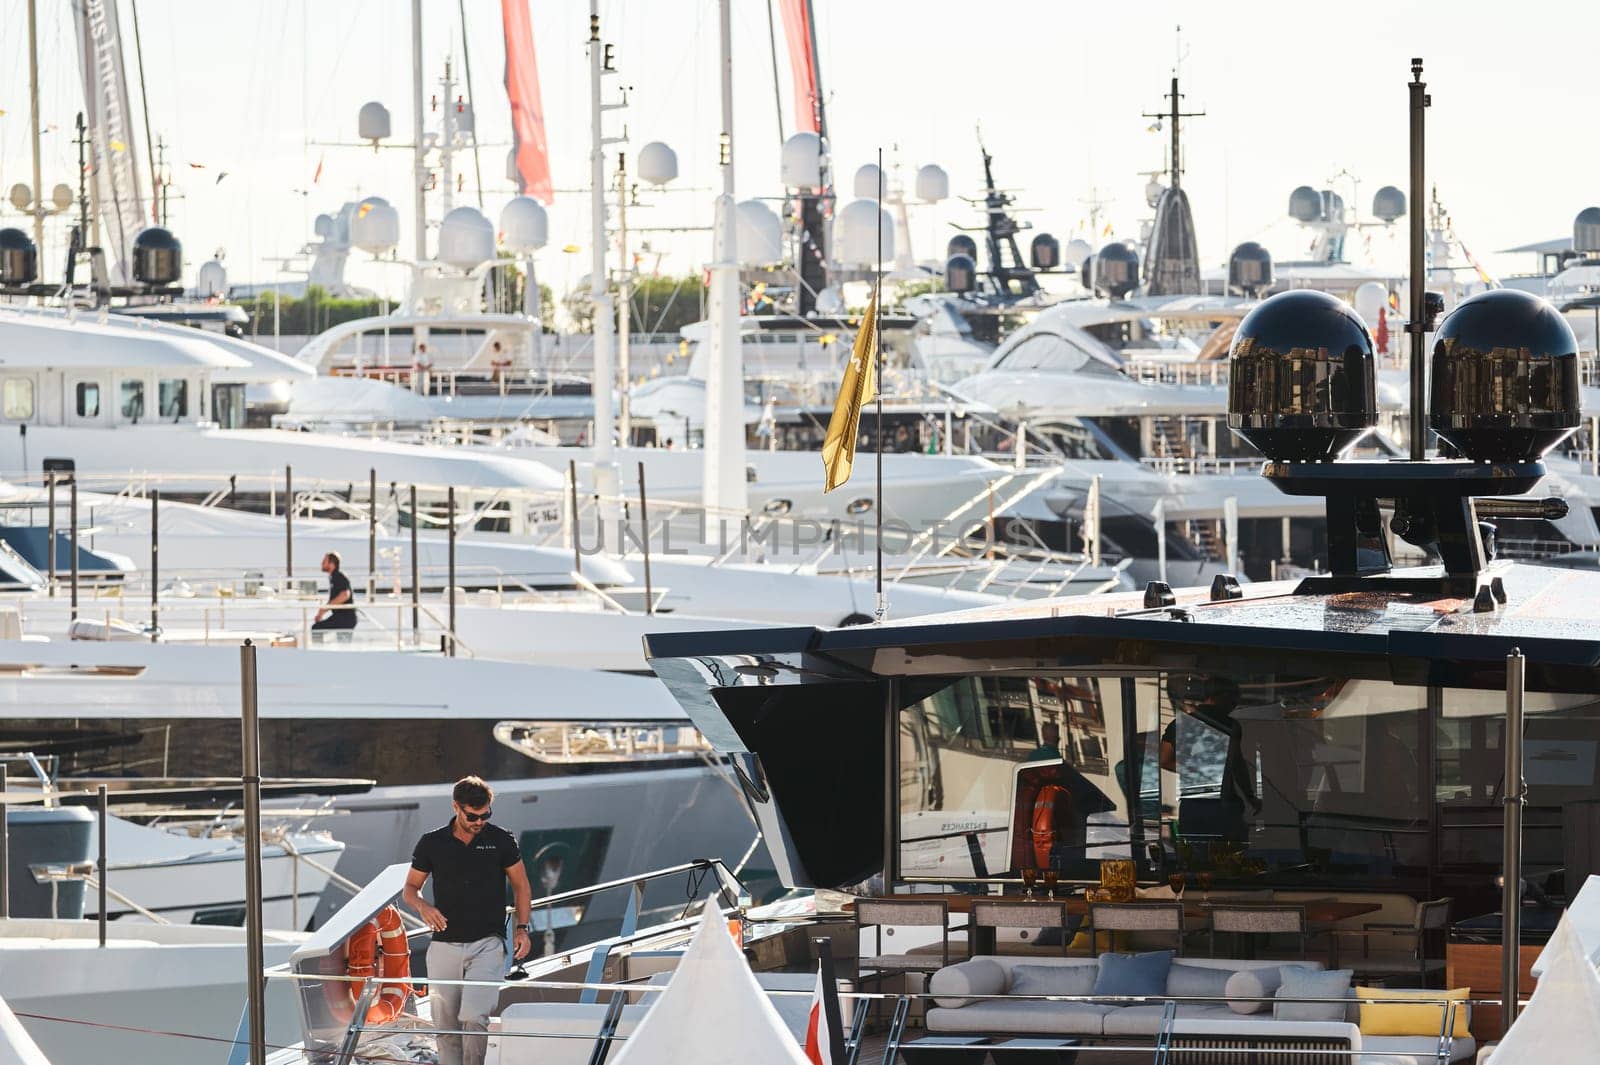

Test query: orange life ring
[1030,783,1071,869]
[324,904,413,1025]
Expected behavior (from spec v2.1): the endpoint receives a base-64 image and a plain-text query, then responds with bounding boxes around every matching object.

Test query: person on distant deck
[312,551,357,636]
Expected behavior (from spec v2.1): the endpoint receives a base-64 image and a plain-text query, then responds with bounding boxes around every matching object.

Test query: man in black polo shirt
[404,777,532,1065]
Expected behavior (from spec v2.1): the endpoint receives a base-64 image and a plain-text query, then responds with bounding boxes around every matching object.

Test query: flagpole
[874,146,886,622]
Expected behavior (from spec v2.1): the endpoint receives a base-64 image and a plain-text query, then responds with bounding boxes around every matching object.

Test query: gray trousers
[426,936,505,1065]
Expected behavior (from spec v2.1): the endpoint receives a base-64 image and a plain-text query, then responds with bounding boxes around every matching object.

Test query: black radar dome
[1429,289,1580,462]
[0,228,37,286]
[133,227,183,286]
[1227,289,1376,461]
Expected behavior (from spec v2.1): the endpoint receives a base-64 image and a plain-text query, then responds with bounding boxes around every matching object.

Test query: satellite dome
[1062,238,1093,269]
[853,164,884,200]
[50,184,73,212]
[833,199,894,265]
[1092,242,1140,299]
[946,234,977,262]
[915,164,949,203]
[736,200,783,265]
[499,196,549,254]
[1029,233,1060,271]
[1228,289,1377,461]
[1288,185,1322,223]
[7,184,30,211]
[1430,289,1581,462]
[1353,281,1387,327]
[438,207,495,270]
[638,141,679,186]
[132,227,183,286]
[945,253,977,293]
[195,258,228,298]
[314,213,336,239]
[1574,206,1600,255]
[1372,186,1406,224]
[780,132,823,190]
[358,101,392,143]
[814,286,846,315]
[351,196,400,255]
[1228,242,1273,296]
[0,228,38,286]
[1145,180,1165,209]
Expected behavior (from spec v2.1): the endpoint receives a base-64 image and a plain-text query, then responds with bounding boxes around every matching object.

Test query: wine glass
[1196,870,1213,902]
[1043,870,1060,900]
[1167,870,1186,901]
[1021,867,1038,899]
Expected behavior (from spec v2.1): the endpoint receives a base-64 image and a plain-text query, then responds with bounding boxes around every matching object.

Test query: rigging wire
[457,0,486,209]
[128,0,159,224]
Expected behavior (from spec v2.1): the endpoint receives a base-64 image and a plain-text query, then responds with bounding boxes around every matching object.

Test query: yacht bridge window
[159,378,189,420]
[75,382,101,418]
[2,379,33,421]
[120,379,145,422]
[995,333,1115,375]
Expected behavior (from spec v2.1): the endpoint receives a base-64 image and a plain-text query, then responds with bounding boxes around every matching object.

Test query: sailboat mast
[588,1,620,511]
[411,0,427,261]
[27,0,44,256]
[703,0,747,515]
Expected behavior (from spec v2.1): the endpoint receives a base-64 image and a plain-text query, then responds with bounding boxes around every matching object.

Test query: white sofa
[926,955,1475,1064]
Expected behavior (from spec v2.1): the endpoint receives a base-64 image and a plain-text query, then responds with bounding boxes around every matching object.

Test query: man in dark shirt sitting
[404,777,532,1065]
[312,551,357,639]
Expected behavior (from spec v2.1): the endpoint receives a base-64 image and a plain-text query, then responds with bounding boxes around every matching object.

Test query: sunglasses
[459,808,492,822]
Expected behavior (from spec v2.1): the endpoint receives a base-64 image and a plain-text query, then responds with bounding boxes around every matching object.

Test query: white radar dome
[351,197,399,255]
[1063,238,1094,270]
[314,213,335,239]
[195,258,228,299]
[1354,281,1388,328]
[438,206,495,270]
[51,184,74,211]
[915,164,949,203]
[834,199,895,265]
[736,200,783,266]
[7,185,30,211]
[638,141,679,186]
[853,164,884,200]
[780,132,822,190]
[358,101,391,143]
[499,196,549,254]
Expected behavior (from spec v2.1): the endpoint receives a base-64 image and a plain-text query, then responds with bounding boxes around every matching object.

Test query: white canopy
[610,910,810,1065]
[1489,911,1600,1063]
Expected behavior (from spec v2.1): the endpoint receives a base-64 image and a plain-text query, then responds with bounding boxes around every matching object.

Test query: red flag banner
[778,0,821,135]
[502,0,553,203]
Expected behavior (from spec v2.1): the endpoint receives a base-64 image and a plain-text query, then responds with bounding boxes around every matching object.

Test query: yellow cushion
[1356,986,1471,1038]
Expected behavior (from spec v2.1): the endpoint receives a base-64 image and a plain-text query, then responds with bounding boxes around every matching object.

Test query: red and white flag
[803,964,833,1065]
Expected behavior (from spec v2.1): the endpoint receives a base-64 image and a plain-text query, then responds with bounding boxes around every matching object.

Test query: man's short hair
[325,551,342,569]
[453,776,493,808]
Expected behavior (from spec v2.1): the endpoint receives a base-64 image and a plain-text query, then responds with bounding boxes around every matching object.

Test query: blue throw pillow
[1091,950,1176,997]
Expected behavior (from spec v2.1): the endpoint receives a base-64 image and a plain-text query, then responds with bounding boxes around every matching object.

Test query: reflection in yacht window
[75,382,100,418]
[2,379,33,421]
[159,379,188,420]
[120,379,145,422]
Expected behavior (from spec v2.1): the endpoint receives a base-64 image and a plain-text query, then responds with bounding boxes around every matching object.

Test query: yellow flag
[821,285,879,493]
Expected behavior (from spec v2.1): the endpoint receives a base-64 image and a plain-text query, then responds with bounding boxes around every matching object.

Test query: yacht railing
[1120,356,1231,388]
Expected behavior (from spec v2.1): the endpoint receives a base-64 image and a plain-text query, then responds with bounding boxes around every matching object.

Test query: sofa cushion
[1357,985,1472,1038]
[1363,1034,1477,1063]
[1274,967,1352,1023]
[929,958,1007,1008]
[926,999,1112,1037]
[1092,949,1175,997]
[1008,963,1097,999]
[1102,1004,1237,1036]
[1225,964,1299,1015]
[1167,963,1234,1003]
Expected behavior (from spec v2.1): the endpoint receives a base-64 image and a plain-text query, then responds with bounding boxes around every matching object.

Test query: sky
[2,0,1597,306]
